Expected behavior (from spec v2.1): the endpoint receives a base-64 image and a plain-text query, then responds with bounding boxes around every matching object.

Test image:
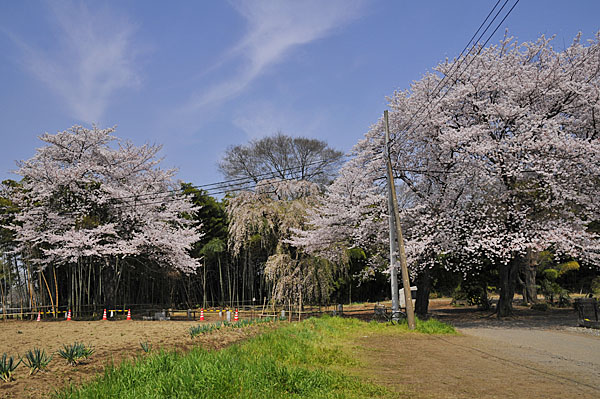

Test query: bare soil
[354,298,600,398]
[0,314,261,399]
[356,333,599,399]
[1,301,598,398]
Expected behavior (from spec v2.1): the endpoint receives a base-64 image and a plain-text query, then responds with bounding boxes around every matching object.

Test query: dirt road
[457,326,600,381]
[349,300,599,398]
[440,300,600,391]
[358,331,599,399]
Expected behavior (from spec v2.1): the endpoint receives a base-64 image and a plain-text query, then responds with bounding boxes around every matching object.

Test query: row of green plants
[188,316,284,338]
[0,342,95,382]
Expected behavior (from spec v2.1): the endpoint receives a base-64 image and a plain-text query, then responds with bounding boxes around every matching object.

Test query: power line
[0,162,460,215]
[0,1,527,214]
[390,0,520,142]
[411,0,520,127]
[100,156,346,203]
[0,156,345,214]
[0,169,329,217]
[396,0,505,135]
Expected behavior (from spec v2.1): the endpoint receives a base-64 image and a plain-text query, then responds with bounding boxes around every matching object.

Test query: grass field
[56,316,455,398]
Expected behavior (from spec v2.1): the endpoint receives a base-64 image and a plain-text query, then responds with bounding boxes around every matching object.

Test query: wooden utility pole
[384,110,416,329]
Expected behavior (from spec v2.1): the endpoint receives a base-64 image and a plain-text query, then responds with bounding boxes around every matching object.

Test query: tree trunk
[415,267,431,317]
[227,261,233,307]
[497,257,519,317]
[521,247,537,305]
[202,259,207,309]
[102,260,117,312]
[218,255,224,306]
[40,269,55,316]
[53,266,59,318]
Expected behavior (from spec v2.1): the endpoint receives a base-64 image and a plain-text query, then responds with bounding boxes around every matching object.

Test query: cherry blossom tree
[288,143,390,273]
[294,32,600,316]
[9,125,202,313]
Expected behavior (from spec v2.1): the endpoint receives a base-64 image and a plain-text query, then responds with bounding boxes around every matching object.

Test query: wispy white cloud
[184,0,366,112]
[9,1,141,123]
[233,100,324,139]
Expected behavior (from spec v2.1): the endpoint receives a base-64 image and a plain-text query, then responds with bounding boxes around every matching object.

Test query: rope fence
[1,302,389,321]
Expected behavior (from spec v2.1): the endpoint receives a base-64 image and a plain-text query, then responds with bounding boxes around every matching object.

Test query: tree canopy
[219,132,344,185]
[292,32,600,316]
[12,125,202,273]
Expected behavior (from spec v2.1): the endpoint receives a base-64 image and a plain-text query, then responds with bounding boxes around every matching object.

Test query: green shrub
[591,276,600,296]
[557,261,579,276]
[558,290,571,307]
[0,353,20,382]
[452,283,490,310]
[57,343,95,366]
[21,348,52,375]
[140,342,152,353]
[540,278,571,306]
[542,269,559,281]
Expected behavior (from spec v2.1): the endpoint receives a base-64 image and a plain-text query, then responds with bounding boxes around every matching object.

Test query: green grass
[401,317,457,335]
[189,317,282,338]
[55,316,454,399]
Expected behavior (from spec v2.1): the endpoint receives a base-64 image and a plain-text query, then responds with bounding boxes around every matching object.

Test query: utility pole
[386,177,400,322]
[383,110,416,329]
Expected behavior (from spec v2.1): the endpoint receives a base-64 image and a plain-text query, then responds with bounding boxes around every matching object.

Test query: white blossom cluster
[10,126,202,273]
[293,32,600,276]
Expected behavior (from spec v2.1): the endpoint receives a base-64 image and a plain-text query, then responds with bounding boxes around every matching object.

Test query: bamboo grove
[0,127,370,318]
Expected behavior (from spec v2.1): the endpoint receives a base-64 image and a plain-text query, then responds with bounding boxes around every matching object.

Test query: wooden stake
[40,270,56,317]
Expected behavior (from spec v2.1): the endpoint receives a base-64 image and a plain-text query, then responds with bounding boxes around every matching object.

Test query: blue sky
[1,0,598,187]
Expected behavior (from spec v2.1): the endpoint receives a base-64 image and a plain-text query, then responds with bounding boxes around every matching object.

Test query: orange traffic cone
[234,308,239,321]
[67,309,71,321]
[102,309,107,321]
[200,308,204,321]
[127,309,132,321]
[36,312,41,322]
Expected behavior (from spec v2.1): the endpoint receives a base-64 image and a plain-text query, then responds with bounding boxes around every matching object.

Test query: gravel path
[448,308,600,393]
[427,301,600,393]
[458,326,600,387]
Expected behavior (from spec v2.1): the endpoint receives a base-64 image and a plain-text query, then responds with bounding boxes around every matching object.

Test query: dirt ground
[357,333,599,399]
[1,301,598,398]
[355,298,600,398]
[0,313,261,399]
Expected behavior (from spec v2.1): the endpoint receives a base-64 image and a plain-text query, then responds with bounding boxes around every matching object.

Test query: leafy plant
[540,278,571,307]
[542,269,559,281]
[0,353,20,382]
[80,344,95,360]
[57,343,94,366]
[590,276,600,296]
[140,341,152,353]
[21,348,52,375]
[452,281,491,310]
[189,322,223,338]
